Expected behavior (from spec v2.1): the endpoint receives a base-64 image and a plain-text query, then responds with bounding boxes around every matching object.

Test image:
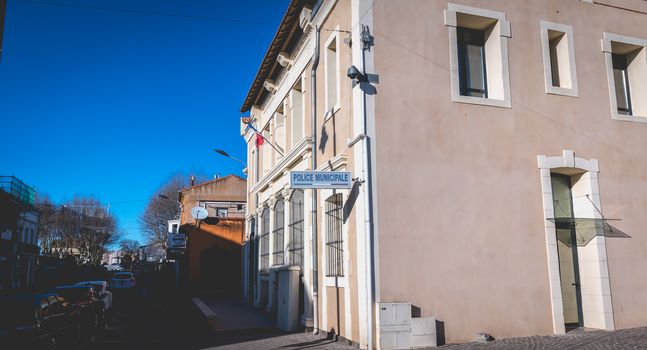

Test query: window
[274,105,285,161]
[171,224,178,233]
[602,32,647,121]
[288,190,304,269]
[540,21,578,97]
[260,208,270,273]
[325,193,343,277]
[262,124,271,175]
[325,31,339,113]
[613,53,632,115]
[445,4,511,108]
[458,27,487,97]
[216,208,228,218]
[290,80,304,147]
[272,199,285,266]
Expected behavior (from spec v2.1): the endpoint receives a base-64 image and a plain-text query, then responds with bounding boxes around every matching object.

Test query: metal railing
[0,176,35,205]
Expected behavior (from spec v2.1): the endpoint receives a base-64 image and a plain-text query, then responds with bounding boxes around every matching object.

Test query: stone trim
[540,21,579,97]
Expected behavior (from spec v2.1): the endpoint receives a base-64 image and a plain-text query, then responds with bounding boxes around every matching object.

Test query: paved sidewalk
[194,297,356,349]
[441,327,647,350]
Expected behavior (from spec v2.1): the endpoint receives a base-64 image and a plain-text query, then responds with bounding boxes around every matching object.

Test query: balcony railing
[0,176,35,205]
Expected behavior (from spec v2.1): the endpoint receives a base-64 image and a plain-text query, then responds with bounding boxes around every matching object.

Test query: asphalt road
[88,289,216,350]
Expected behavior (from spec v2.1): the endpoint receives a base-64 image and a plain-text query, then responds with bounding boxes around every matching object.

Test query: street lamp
[214,149,247,174]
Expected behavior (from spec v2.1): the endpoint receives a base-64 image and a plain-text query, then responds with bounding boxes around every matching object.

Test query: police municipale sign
[289,171,352,189]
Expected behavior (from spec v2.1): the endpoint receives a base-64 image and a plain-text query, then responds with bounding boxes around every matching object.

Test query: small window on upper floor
[290,79,304,148]
[325,29,339,114]
[602,32,647,122]
[445,4,511,108]
[457,27,487,98]
[540,21,578,97]
[274,104,286,161]
[613,53,632,115]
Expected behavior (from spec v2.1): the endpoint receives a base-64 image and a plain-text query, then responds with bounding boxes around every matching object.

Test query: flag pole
[244,118,284,156]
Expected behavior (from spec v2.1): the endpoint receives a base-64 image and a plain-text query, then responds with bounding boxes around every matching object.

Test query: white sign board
[168,234,186,249]
[289,171,352,189]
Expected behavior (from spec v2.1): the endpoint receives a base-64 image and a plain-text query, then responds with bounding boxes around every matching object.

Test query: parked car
[106,263,123,271]
[54,285,105,342]
[0,292,81,349]
[74,280,112,310]
[110,271,136,289]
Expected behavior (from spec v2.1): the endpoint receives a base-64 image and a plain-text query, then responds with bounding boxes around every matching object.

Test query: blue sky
[0,0,289,242]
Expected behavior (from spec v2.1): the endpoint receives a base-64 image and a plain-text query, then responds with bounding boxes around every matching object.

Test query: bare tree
[36,194,121,264]
[119,239,140,256]
[139,175,186,249]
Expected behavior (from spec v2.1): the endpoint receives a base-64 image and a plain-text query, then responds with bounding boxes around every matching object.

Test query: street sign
[289,171,352,189]
[168,234,186,249]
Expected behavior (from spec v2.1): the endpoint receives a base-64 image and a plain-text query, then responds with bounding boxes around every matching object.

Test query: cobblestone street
[440,327,647,350]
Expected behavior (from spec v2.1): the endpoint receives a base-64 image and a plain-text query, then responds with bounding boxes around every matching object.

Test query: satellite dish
[191,207,208,220]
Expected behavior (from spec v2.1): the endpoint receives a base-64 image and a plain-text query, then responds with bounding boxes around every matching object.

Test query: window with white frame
[325,31,339,113]
[325,193,343,277]
[260,207,270,273]
[272,198,285,266]
[602,32,647,121]
[262,124,271,175]
[274,104,286,161]
[445,4,511,108]
[290,79,304,148]
[540,21,578,97]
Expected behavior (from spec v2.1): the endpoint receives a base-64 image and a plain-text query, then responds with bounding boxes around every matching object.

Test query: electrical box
[276,266,301,331]
[377,303,437,349]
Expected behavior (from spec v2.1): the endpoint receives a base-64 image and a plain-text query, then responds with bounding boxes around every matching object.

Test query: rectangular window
[216,208,228,218]
[540,22,577,97]
[290,81,304,148]
[288,190,304,269]
[274,106,285,161]
[262,124,271,175]
[612,53,632,115]
[602,32,647,121]
[260,208,270,273]
[325,193,343,277]
[325,33,338,112]
[272,200,284,266]
[445,4,511,108]
[458,27,487,98]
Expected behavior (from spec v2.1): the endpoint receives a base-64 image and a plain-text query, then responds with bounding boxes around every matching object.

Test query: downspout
[311,25,321,335]
[360,25,376,350]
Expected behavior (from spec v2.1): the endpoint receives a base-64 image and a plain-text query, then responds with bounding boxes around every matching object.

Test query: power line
[16,0,279,26]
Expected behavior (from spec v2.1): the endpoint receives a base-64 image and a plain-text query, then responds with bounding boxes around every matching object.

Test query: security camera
[347,65,364,80]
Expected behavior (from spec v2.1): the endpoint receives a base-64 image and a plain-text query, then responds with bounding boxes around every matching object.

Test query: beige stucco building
[240,0,647,348]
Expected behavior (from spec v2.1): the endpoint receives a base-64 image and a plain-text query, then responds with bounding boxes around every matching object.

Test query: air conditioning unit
[377,303,437,349]
[276,266,300,331]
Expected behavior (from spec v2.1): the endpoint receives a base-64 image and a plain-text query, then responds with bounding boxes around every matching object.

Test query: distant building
[178,175,246,295]
[0,176,39,290]
[139,242,165,263]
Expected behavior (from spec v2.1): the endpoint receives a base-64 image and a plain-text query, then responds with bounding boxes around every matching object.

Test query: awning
[548,218,630,247]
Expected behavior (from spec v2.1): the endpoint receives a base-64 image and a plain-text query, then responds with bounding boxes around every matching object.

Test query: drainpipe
[360,25,376,350]
[311,25,321,335]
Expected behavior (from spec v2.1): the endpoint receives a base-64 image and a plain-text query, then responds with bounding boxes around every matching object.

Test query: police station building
[239,0,647,348]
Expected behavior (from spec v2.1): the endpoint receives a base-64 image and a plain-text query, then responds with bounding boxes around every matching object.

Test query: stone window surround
[540,21,579,97]
[537,150,614,334]
[444,3,512,108]
[601,32,647,123]
[324,25,341,120]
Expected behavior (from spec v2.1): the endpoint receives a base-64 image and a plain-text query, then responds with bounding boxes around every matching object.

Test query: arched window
[272,199,285,266]
[260,207,270,273]
[288,190,304,269]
